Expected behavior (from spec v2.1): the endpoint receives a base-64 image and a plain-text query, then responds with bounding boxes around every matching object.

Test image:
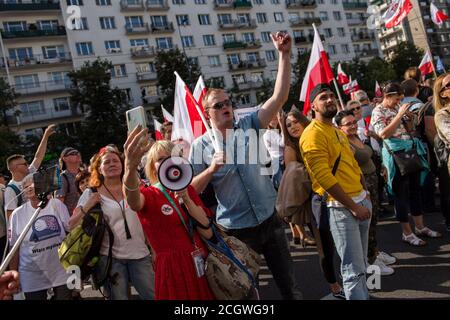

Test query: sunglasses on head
[211,99,232,110]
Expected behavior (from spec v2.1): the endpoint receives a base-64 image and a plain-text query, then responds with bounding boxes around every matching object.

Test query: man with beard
[300,84,372,300]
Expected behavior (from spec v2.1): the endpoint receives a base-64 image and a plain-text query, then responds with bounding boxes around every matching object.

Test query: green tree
[68,58,131,158]
[155,48,201,113]
[286,50,310,112]
[389,42,424,81]
[0,78,19,126]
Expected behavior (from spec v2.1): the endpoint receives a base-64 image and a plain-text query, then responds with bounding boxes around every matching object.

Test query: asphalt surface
[81,207,450,300]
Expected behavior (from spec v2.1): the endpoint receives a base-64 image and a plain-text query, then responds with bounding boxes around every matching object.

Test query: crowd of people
[1,32,450,301]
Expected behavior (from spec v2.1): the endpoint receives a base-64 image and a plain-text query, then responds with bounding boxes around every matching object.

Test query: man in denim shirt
[189,32,302,299]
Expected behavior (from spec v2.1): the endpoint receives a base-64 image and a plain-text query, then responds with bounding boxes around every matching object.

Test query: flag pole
[174,71,221,152]
[333,79,345,111]
[430,50,438,78]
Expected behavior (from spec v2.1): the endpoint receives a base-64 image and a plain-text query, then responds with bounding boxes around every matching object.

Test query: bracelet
[124,183,140,192]
[80,206,87,215]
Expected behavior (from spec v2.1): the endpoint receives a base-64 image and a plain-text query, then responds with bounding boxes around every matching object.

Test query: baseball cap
[309,84,333,103]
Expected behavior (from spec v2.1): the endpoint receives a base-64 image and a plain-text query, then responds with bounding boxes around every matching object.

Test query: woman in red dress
[123,127,215,300]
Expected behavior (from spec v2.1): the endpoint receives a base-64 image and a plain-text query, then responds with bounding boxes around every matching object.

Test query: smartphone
[126,106,147,133]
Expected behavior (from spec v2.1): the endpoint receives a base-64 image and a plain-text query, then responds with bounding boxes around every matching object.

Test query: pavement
[81,207,450,300]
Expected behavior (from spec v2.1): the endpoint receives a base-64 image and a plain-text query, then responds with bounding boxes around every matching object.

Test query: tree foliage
[286,50,310,112]
[389,42,424,81]
[0,78,19,126]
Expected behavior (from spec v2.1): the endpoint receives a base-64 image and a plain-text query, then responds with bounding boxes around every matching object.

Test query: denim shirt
[189,111,277,230]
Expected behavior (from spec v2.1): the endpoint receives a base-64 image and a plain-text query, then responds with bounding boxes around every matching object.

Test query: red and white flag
[337,63,350,85]
[154,119,163,141]
[382,0,413,28]
[172,72,206,145]
[430,2,449,26]
[418,51,434,76]
[161,105,174,123]
[375,80,383,97]
[193,75,207,109]
[343,78,360,95]
[299,25,334,115]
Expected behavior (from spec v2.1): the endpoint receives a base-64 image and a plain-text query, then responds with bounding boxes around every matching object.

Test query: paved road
[81,208,450,300]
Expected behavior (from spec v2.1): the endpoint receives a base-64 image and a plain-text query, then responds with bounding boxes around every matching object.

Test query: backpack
[6,183,23,208]
[58,199,114,288]
[434,134,450,168]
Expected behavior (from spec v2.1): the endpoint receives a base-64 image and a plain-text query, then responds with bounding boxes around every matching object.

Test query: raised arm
[30,124,56,169]
[258,32,292,129]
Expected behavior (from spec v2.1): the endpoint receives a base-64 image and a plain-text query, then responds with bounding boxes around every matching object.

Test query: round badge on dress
[161,204,174,216]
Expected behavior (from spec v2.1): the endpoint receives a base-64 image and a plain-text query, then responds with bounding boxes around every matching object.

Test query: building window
[181,36,195,48]
[111,64,127,78]
[176,15,189,26]
[271,0,280,3]
[198,14,211,25]
[242,32,255,42]
[227,53,241,65]
[172,0,185,4]
[333,11,342,21]
[71,17,88,30]
[8,47,33,60]
[319,11,328,21]
[99,17,116,29]
[328,45,336,55]
[341,44,349,54]
[266,50,276,61]
[19,101,45,117]
[156,37,173,49]
[330,0,337,4]
[208,55,221,67]
[338,27,345,37]
[130,38,149,47]
[254,0,263,3]
[261,31,271,42]
[218,14,232,24]
[256,13,267,23]
[274,12,284,23]
[76,42,94,56]
[239,94,251,105]
[42,46,65,59]
[14,74,39,89]
[194,0,206,3]
[223,33,236,43]
[125,16,144,28]
[105,40,121,53]
[324,28,333,38]
[203,34,216,46]
[67,0,83,5]
[53,97,70,112]
[96,0,111,5]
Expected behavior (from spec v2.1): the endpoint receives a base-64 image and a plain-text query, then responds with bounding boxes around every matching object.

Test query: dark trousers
[225,214,303,300]
[438,166,450,224]
[24,285,73,300]
[366,172,379,264]
[312,225,338,284]
[392,170,423,223]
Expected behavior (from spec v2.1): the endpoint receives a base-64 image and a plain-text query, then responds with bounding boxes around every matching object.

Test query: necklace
[103,184,132,240]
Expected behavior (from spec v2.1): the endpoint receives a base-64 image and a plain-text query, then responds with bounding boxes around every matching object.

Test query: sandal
[402,233,427,246]
[415,227,442,238]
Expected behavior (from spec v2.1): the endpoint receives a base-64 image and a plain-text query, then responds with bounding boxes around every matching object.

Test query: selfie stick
[0,194,50,275]
[174,72,221,152]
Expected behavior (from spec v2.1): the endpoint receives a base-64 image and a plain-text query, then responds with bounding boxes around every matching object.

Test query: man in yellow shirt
[300,84,372,300]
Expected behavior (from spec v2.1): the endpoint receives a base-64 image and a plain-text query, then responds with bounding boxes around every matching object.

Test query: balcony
[125,23,150,34]
[294,36,310,45]
[229,59,266,71]
[120,0,145,11]
[130,46,157,58]
[214,0,252,9]
[233,80,264,92]
[1,26,66,40]
[347,18,366,26]
[12,80,73,96]
[150,22,174,34]
[223,40,261,50]
[6,106,82,126]
[355,48,379,57]
[343,1,368,10]
[234,0,252,8]
[146,0,169,10]
[142,94,160,106]
[0,0,60,11]
[137,71,158,82]
[218,19,257,30]
[289,17,322,27]
[0,53,72,70]
[285,0,317,9]
[351,33,375,42]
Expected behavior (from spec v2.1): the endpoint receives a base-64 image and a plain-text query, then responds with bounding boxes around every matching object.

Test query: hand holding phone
[126,106,147,133]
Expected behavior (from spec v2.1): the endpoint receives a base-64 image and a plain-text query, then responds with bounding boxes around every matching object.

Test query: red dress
[138,185,215,300]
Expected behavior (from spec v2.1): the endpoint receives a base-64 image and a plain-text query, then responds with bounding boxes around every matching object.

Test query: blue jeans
[96,254,155,300]
[328,198,371,300]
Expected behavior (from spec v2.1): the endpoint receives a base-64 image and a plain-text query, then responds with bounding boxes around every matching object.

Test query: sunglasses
[211,99,232,110]
[66,151,79,156]
[341,120,358,127]
[349,106,361,112]
[16,162,28,167]
[440,82,450,93]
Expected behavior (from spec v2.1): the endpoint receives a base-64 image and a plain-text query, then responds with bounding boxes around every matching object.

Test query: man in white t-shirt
[4,124,56,219]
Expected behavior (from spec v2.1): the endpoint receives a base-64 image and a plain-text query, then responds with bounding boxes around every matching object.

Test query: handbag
[154,183,261,300]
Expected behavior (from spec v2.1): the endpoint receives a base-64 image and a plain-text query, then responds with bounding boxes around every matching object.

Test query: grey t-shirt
[54,170,80,215]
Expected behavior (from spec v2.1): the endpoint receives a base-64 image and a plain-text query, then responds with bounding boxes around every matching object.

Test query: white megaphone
[157,156,194,191]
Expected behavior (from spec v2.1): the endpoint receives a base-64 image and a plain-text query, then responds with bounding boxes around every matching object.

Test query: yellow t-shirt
[300,119,363,200]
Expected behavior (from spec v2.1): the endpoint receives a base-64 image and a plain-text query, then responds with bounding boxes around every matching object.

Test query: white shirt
[263,129,285,160]
[77,189,149,260]
[9,199,70,293]
[4,165,37,213]
[357,119,381,155]
[0,184,5,238]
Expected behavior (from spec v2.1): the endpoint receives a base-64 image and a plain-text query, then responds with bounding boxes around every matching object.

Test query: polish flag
[154,119,163,141]
[172,72,206,145]
[299,25,334,115]
[382,0,413,28]
[430,3,449,26]
[193,75,207,109]
[161,105,174,123]
[344,78,360,95]
[337,63,350,85]
[418,51,434,76]
[375,80,383,98]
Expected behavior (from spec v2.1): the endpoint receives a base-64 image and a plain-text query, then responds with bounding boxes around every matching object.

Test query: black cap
[310,83,333,103]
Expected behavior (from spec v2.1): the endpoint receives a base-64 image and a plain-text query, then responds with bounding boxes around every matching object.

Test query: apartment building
[373,0,450,66]
[1,0,380,135]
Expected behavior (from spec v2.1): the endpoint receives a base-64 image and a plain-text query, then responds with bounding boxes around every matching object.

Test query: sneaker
[332,289,346,300]
[370,258,395,276]
[377,251,396,265]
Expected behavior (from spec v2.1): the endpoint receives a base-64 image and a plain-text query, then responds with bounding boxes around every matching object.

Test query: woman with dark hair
[371,82,441,246]
[69,146,154,300]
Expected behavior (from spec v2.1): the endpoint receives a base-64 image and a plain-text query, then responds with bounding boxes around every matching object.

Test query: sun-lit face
[285,115,304,139]
[22,180,35,202]
[99,152,122,179]
[347,102,362,121]
[384,94,402,108]
[205,91,234,130]
[79,178,89,193]
[153,150,171,174]
[339,115,358,137]
[440,75,450,100]
[312,90,338,119]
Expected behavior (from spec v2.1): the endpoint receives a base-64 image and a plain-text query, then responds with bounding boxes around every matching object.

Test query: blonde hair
[145,140,177,185]
[433,73,450,112]
[345,100,361,110]
[89,146,124,188]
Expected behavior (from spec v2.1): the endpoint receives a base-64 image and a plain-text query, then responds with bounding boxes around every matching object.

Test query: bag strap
[6,183,22,207]
[61,172,70,194]
[332,130,342,176]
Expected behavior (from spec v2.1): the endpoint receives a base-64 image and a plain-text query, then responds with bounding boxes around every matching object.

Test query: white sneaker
[377,251,396,265]
[371,258,395,276]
